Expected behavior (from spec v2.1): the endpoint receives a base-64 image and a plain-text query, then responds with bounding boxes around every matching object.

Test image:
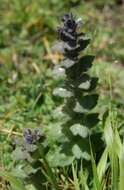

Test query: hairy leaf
[79,94,98,110]
[70,123,89,138]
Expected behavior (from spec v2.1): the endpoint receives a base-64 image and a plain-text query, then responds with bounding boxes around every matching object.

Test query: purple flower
[62,13,77,34]
[23,128,41,144]
[58,13,78,47]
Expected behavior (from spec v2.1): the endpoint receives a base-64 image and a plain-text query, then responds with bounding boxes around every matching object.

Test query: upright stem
[38,144,60,190]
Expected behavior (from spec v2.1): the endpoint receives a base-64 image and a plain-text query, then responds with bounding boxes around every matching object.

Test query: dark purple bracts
[23,128,41,144]
[58,13,78,47]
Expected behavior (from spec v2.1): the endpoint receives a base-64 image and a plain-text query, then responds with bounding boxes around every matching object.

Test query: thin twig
[43,37,63,64]
[0,127,22,136]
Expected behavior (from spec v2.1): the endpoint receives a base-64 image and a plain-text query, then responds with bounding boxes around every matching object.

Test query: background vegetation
[0,0,124,189]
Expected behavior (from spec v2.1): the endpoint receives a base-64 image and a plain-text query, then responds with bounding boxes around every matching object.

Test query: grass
[0,0,124,189]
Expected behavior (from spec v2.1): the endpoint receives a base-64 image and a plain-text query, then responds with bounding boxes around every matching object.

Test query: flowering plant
[12,13,102,188]
[50,13,101,166]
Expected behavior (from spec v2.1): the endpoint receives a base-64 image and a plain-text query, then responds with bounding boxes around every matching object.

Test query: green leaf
[11,166,27,179]
[12,147,33,162]
[84,113,99,128]
[72,144,90,160]
[78,74,91,90]
[61,59,75,68]
[74,101,87,113]
[78,80,91,90]
[89,77,98,91]
[74,74,98,91]
[46,146,74,167]
[65,55,94,78]
[53,87,73,98]
[71,138,90,160]
[53,66,65,78]
[78,55,95,71]
[79,94,98,110]
[70,123,89,138]
[78,37,90,51]
[0,171,27,190]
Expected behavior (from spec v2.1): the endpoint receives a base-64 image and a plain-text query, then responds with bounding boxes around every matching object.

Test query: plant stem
[38,144,60,190]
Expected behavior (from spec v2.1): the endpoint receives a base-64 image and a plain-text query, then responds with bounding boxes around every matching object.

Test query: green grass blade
[110,152,119,190]
[111,128,122,190]
[119,142,124,190]
[114,128,122,157]
[72,163,80,190]
[104,115,113,149]
[90,143,101,190]
[97,147,108,182]
[80,173,89,190]
[104,114,120,190]
[79,161,89,190]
